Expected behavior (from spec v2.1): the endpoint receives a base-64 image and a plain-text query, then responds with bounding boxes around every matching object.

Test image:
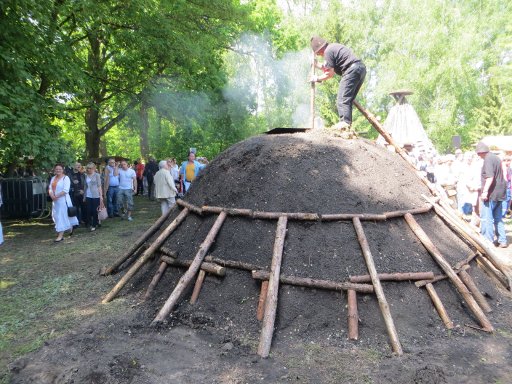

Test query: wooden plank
[353,217,403,355]
[258,216,288,358]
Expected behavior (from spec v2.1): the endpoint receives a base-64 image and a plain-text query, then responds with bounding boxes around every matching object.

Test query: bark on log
[101,206,175,275]
[349,271,434,283]
[353,217,403,355]
[176,199,203,215]
[258,216,288,358]
[347,289,359,340]
[256,281,269,321]
[143,261,168,301]
[383,205,432,219]
[205,256,265,272]
[252,211,286,220]
[159,256,226,276]
[458,270,492,313]
[190,270,206,305]
[425,283,454,329]
[102,208,189,304]
[251,270,374,293]
[403,213,493,332]
[201,205,224,214]
[286,212,320,221]
[152,211,227,324]
[415,264,470,288]
[321,213,387,221]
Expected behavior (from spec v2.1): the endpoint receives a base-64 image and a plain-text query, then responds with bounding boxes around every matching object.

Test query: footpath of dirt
[9,132,512,383]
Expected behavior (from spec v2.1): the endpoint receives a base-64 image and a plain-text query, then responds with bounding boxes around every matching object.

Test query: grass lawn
[0,196,161,384]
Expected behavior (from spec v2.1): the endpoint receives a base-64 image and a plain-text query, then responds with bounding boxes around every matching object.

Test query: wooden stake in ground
[352,217,403,355]
[152,211,228,324]
[403,213,493,332]
[101,206,175,275]
[143,261,168,301]
[347,289,359,340]
[102,208,189,304]
[256,281,269,321]
[425,283,454,329]
[258,216,288,358]
[190,270,206,305]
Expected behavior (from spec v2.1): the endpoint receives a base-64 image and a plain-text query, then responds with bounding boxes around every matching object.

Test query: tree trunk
[139,100,150,160]
[85,107,101,160]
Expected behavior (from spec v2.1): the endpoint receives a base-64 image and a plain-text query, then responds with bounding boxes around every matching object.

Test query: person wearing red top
[134,160,145,196]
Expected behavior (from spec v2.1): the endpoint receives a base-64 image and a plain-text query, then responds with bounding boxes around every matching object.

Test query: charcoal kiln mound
[105,131,510,356]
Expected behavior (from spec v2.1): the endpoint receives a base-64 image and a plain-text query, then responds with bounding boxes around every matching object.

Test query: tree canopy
[1,0,511,174]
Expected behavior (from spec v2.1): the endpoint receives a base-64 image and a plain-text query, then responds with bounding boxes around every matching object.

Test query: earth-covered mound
[142,131,500,352]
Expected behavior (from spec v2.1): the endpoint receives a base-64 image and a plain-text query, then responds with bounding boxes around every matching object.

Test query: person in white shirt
[117,160,137,221]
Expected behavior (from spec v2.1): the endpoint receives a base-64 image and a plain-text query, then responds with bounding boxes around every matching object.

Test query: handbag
[65,197,77,217]
[97,202,108,221]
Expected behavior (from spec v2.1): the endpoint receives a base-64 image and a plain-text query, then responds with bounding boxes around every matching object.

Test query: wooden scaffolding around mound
[100,101,511,358]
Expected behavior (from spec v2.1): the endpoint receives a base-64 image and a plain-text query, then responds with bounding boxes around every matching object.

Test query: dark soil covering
[10,132,512,383]
[138,132,503,351]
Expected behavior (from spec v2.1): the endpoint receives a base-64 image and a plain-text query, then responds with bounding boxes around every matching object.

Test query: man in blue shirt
[179,152,208,194]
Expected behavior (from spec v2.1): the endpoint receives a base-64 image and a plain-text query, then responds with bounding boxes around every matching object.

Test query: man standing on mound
[310,36,366,131]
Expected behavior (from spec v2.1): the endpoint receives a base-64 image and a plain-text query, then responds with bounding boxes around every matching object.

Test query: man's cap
[475,141,489,153]
[311,36,328,53]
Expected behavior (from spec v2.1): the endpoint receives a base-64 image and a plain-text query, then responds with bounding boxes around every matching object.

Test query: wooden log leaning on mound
[425,283,454,329]
[353,217,403,355]
[144,262,168,301]
[349,271,435,284]
[100,206,176,275]
[190,270,206,305]
[151,211,228,324]
[422,194,511,291]
[258,216,288,358]
[403,213,494,332]
[252,270,374,293]
[102,208,190,304]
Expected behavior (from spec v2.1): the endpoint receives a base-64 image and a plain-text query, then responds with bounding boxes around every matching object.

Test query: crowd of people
[47,151,208,242]
[403,141,511,248]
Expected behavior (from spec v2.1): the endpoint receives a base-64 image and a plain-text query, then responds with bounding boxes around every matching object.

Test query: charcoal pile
[101,131,511,357]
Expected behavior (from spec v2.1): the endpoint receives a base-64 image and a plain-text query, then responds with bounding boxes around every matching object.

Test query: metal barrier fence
[0,177,48,219]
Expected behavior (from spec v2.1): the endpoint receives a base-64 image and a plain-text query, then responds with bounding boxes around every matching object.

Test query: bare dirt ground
[3,133,512,384]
